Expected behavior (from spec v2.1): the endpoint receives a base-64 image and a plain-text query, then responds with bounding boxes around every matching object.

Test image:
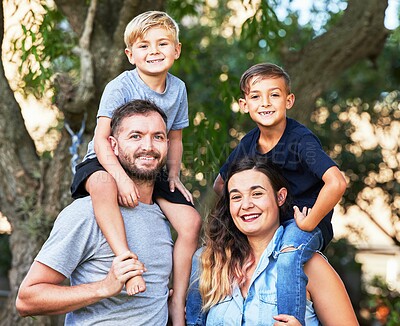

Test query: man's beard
[118,148,166,182]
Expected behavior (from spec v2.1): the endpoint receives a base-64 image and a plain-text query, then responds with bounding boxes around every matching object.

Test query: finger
[302,206,308,215]
[187,191,194,204]
[169,181,175,192]
[273,314,290,322]
[293,206,299,217]
[131,194,139,207]
[118,195,124,206]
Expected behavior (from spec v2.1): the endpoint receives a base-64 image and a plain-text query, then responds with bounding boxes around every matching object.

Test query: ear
[174,42,182,59]
[239,98,249,113]
[285,93,295,110]
[277,187,287,207]
[125,47,135,65]
[109,136,119,156]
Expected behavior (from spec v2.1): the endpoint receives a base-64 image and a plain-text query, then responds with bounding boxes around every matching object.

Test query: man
[16,99,173,325]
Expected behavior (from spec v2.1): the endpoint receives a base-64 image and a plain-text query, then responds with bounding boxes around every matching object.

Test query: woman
[195,157,358,325]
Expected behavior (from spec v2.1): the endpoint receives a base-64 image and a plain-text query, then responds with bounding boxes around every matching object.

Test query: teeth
[242,214,259,220]
[148,59,163,63]
[138,156,155,160]
[260,111,273,116]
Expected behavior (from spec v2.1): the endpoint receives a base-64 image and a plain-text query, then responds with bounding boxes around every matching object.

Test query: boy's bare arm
[167,129,193,203]
[94,117,139,207]
[294,166,347,231]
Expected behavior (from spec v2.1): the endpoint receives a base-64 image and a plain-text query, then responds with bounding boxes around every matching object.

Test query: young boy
[213,63,347,325]
[70,11,201,326]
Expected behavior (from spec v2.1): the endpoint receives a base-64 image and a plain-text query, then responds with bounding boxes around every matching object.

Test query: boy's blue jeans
[186,248,206,326]
[277,220,324,326]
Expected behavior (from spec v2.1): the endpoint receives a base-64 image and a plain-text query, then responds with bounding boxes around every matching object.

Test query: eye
[271,93,280,97]
[138,44,147,49]
[154,134,165,141]
[249,94,259,100]
[230,194,242,201]
[130,134,141,139]
[160,42,169,46]
[252,191,264,197]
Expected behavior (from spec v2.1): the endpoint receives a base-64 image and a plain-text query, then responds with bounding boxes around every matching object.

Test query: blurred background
[0,0,399,325]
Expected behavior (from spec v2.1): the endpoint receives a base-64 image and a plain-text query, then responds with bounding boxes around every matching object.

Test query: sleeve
[35,202,100,278]
[97,81,128,119]
[170,85,189,130]
[297,133,337,179]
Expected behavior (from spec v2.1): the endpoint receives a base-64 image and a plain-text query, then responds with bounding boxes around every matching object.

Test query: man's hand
[116,176,140,207]
[168,175,194,205]
[100,251,146,298]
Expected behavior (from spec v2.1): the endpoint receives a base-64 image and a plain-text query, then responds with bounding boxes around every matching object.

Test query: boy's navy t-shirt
[219,118,337,246]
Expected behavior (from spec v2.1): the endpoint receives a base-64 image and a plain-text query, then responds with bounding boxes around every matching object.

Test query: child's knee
[87,171,116,194]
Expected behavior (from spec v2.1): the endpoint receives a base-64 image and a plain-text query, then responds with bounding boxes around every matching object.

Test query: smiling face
[110,111,168,181]
[228,169,287,242]
[125,26,181,79]
[239,76,295,130]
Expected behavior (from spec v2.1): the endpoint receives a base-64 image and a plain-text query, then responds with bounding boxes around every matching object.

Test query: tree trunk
[0,0,165,325]
[284,0,389,125]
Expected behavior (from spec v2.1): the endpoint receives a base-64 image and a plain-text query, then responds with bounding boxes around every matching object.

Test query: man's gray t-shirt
[84,69,189,160]
[35,197,173,325]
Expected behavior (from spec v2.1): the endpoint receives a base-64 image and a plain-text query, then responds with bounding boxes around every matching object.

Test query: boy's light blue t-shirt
[84,68,189,160]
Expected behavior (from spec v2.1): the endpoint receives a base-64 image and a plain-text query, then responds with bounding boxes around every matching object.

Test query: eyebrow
[228,185,266,195]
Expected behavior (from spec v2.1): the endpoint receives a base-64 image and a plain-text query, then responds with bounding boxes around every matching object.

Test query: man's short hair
[110,99,168,137]
[124,11,180,48]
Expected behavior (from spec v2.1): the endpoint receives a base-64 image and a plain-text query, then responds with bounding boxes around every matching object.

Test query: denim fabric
[276,220,324,326]
[186,248,206,326]
[186,227,322,325]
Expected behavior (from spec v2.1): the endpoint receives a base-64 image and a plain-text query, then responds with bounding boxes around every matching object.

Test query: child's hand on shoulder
[116,176,140,207]
[293,206,312,231]
[168,175,194,205]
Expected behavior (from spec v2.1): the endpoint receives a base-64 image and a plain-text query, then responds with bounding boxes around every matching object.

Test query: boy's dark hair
[239,63,291,97]
[110,99,168,137]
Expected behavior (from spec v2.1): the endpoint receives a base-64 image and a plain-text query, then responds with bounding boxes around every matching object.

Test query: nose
[261,96,270,107]
[241,196,254,210]
[149,43,159,54]
[141,135,154,151]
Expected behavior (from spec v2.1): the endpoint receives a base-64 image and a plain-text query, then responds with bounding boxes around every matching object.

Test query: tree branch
[284,0,389,124]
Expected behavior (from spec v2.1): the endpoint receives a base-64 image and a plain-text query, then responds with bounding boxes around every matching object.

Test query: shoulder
[286,118,314,136]
[285,118,321,144]
[241,127,260,142]
[167,72,186,90]
[54,198,96,230]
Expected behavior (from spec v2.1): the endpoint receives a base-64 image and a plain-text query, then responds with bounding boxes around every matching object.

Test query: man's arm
[294,166,347,231]
[16,252,144,317]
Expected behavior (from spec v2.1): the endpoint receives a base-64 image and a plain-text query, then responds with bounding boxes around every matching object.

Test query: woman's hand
[273,314,302,325]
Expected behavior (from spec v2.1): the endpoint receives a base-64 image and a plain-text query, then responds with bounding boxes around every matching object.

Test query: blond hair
[124,11,180,48]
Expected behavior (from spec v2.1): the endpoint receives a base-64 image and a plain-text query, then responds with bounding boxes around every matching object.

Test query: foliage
[361,276,400,325]
[9,0,77,98]
[310,91,400,244]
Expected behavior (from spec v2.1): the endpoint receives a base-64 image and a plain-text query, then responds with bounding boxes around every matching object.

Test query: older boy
[213,63,346,325]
